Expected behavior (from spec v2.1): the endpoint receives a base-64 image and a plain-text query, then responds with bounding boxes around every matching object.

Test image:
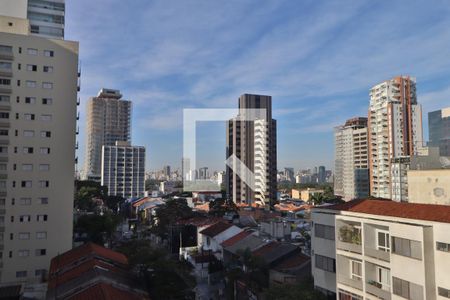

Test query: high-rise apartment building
[226,94,277,206]
[312,199,450,300]
[0,8,79,284]
[334,117,369,201]
[84,88,131,180]
[429,107,450,156]
[101,141,145,199]
[368,76,423,199]
[1,0,65,39]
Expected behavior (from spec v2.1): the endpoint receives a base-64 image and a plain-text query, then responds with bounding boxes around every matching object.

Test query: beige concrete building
[84,89,131,180]
[0,12,78,285]
[312,199,450,300]
[334,117,369,201]
[291,188,324,202]
[408,169,450,205]
[368,76,423,199]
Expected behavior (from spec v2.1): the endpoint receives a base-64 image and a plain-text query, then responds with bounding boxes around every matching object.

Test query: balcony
[365,261,391,300]
[364,247,390,262]
[337,255,363,291]
[0,48,13,60]
[337,221,362,254]
[366,281,391,299]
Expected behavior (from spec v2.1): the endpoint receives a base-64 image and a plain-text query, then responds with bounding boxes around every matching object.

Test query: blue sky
[66,0,450,173]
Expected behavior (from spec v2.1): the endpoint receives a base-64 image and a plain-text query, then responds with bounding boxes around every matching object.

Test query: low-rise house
[292,188,325,202]
[46,243,149,299]
[199,222,243,259]
[269,252,311,286]
[260,220,291,239]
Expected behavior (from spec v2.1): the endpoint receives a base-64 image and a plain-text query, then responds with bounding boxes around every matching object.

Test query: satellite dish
[440,157,450,168]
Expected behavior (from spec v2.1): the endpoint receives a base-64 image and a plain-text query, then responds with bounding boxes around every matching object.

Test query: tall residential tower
[334,117,369,201]
[368,76,423,199]
[84,89,131,181]
[0,3,79,284]
[226,94,277,206]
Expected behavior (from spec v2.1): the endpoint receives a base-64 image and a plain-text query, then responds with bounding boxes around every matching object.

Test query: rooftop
[323,199,450,224]
[199,222,233,237]
[221,231,252,247]
[66,282,146,300]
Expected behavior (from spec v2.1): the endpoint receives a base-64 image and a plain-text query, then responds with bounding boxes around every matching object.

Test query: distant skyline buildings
[428,107,450,157]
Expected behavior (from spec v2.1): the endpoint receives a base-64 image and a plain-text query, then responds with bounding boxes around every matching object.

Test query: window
[40,131,51,138]
[36,232,47,239]
[0,129,8,136]
[438,287,450,298]
[0,79,11,85]
[36,215,47,222]
[24,114,35,120]
[21,181,32,188]
[392,237,422,260]
[19,198,31,205]
[0,95,10,103]
[35,269,47,277]
[315,224,335,240]
[27,48,38,55]
[377,230,390,252]
[338,290,363,300]
[39,164,50,171]
[42,98,52,105]
[315,254,335,273]
[39,180,49,188]
[35,249,46,256]
[25,97,36,104]
[18,232,30,240]
[26,80,36,88]
[22,164,33,171]
[350,260,362,281]
[43,66,53,73]
[0,112,9,119]
[393,277,423,300]
[26,64,37,72]
[0,62,12,71]
[40,147,50,154]
[437,242,450,252]
[0,147,7,154]
[42,82,53,89]
[40,114,52,121]
[23,147,34,153]
[377,266,390,290]
[38,197,48,204]
[16,271,27,278]
[43,50,54,57]
[19,215,31,222]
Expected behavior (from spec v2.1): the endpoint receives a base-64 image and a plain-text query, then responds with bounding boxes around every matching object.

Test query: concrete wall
[408,169,450,205]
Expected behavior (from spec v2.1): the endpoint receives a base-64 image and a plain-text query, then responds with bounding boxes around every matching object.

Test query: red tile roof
[252,241,279,257]
[273,253,311,271]
[48,258,127,288]
[199,222,233,237]
[49,243,128,274]
[221,231,252,247]
[67,282,147,300]
[324,199,450,223]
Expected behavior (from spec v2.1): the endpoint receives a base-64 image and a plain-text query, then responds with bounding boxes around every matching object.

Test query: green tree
[74,213,120,245]
[310,193,325,205]
[265,277,326,300]
[209,198,238,217]
[152,198,195,234]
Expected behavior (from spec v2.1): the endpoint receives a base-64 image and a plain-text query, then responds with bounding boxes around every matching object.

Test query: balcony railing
[337,224,362,253]
[366,280,391,300]
[338,275,363,291]
[365,247,390,262]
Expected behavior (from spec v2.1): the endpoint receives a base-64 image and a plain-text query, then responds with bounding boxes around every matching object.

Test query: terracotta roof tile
[273,253,311,271]
[67,282,147,300]
[221,231,252,247]
[49,243,128,274]
[324,199,450,223]
[199,222,233,237]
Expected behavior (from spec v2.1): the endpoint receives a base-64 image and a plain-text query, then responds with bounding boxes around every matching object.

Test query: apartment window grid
[315,224,335,240]
[376,229,390,252]
[436,242,450,252]
[350,260,362,281]
[392,277,423,300]
[439,287,450,298]
[392,236,422,260]
[315,254,336,273]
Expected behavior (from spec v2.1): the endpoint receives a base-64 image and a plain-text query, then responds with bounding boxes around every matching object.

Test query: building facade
[312,199,450,300]
[226,94,277,206]
[84,88,131,180]
[368,76,423,199]
[428,107,450,157]
[0,0,65,39]
[334,117,369,201]
[101,141,145,199]
[0,12,78,284]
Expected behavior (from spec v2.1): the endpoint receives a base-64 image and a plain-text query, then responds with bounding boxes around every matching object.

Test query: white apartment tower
[0,5,79,285]
[311,199,450,300]
[84,89,131,180]
[1,0,65,39]
[101,141,145,199]
[334,117,369,201]
[368,76,423,199]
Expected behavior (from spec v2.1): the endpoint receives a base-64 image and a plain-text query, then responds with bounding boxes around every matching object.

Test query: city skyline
[67,1,450,172]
